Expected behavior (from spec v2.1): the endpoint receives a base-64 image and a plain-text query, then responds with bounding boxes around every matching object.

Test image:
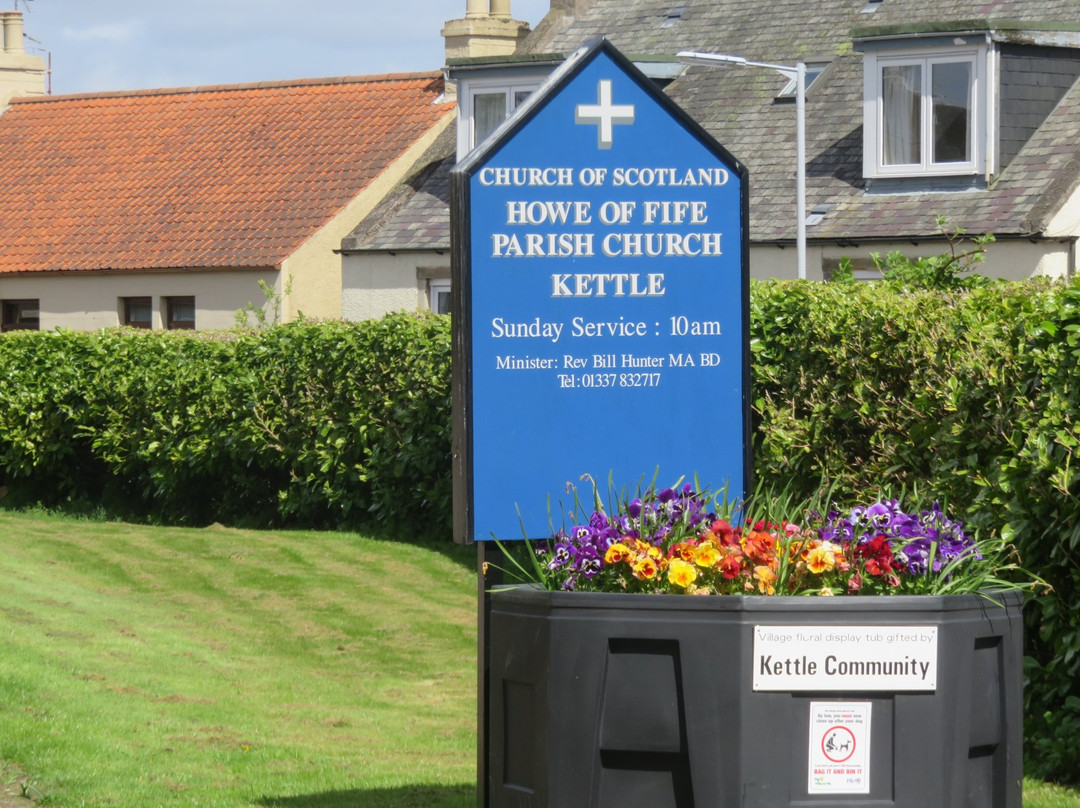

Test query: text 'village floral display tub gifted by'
[486,487,1028,808]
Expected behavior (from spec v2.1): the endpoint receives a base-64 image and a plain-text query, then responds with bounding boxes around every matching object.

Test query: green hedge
[3,284,1080,780]
[0,313,452,535]
[750,278,1079,782]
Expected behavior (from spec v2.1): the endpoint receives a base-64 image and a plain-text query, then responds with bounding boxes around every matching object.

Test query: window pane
[512,89,532,110]
[474,92,507,145]
[882,64,921,165]
[1,299,40,331]
[123,297,152,328]
[778,64,826,98]
[435,290,451,315]
[429,281,451,315]
[166,297,195,330]
[932,61,971,163]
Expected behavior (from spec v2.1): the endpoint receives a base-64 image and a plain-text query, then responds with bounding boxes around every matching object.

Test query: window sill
[863,175,987,194]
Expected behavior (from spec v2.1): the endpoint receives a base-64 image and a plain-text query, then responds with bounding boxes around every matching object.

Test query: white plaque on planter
[752,625,938,691]
[808,701,872,794]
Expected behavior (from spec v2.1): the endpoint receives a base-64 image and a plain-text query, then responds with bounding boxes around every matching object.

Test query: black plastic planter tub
[487,587,1022,808]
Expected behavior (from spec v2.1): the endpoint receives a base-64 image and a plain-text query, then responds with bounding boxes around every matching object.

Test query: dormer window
[451,57,685,160]
[471,83,536,146]
[862,42,990,180]
[455,75,544,159]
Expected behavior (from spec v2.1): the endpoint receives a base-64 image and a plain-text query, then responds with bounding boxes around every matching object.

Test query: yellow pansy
[667,559,698,589]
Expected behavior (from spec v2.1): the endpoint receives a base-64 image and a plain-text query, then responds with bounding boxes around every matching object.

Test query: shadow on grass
[0,499,480,573]
[367,534,479,573]
[258,783,475,808]
[414,538,478,572]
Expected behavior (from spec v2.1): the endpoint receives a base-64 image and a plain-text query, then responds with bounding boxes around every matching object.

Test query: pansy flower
[632,556,660,580]
[753,565,777,595]
[547,541,577,571]
[718,553,743,580]
[667,559,698,589]
[805,546,836,575]
[693,540,722,568]
[710,519,738,545]
[669,540,698,563]
[576,545,602,578]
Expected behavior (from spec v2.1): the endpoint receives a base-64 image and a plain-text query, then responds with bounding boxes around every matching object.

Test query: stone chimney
[0,11,47,111]
[442,0,531,98]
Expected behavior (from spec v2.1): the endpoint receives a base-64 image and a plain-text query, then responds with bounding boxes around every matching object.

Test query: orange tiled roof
[0,73,452,274]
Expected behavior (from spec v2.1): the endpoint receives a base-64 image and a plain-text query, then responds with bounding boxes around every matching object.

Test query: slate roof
[527,0,1080,243]
[342,124,455,253]
[514,0,1080,243]
[357,0,1080,252]
[0,73,452,274]
[525,0,1080,57]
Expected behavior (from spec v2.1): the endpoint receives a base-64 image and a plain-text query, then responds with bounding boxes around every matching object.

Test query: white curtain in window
[474,92,508,146]
[882,64,921,166]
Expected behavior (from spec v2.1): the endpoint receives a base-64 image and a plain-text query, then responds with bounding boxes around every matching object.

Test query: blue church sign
[451,39,749,544]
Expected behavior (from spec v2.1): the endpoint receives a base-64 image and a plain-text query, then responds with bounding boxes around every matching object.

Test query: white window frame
[428,279,451,315]
[863,44,991,179]
[456,77,542,160]
[778,63,828,98]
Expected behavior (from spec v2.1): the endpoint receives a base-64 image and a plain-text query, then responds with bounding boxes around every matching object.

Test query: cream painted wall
[0,269,278,331]
[341,251,450,320]
[753,238,1073,282]
[748,245,822,281]
[974,239,1072,279]
[281,110,456,322]
[338,236,1073,326]
[1045,183,1080,239]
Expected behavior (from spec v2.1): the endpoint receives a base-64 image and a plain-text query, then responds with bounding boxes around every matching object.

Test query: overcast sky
[15,0,553,96]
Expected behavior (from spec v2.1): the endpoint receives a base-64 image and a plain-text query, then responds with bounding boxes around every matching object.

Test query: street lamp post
[676,51,807,280]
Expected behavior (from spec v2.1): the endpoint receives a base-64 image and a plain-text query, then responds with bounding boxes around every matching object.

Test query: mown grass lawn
[0,510,1078,807]
[1027,779,1080,808]
[0,511,477,807]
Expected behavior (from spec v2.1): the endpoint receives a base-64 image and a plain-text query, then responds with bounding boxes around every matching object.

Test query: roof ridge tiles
[9,71,446,106]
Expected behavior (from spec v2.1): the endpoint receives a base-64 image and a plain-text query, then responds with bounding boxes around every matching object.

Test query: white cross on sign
[575,79,635,149]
